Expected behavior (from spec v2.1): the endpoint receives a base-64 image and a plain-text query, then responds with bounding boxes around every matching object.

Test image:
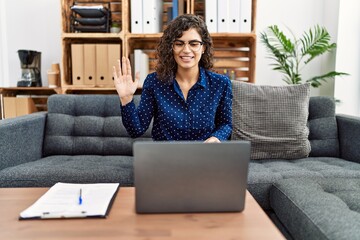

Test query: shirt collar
[197,67,208,89]
[172,67,208,91]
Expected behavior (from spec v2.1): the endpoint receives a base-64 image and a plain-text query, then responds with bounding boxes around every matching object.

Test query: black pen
[78,188,83,205]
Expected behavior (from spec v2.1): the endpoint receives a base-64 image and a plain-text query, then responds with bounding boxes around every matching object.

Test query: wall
[0,0,61,87]
[255,0,340,98]
[334,0,360,116]
[0,0,8,86]
[0,0,357,111]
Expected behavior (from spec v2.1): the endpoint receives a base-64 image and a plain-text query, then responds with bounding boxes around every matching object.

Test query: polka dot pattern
[121,67,232,141]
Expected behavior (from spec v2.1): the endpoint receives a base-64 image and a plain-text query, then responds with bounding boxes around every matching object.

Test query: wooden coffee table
[0,187,284,239]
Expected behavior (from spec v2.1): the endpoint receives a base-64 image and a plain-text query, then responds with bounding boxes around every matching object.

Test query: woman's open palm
[113,57,139,104]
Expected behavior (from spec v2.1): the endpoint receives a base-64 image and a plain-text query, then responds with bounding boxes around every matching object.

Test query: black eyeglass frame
[172,40,204,52]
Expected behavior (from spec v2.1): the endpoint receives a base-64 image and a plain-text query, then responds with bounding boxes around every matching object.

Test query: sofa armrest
[0,112,47,170]
[336,114,360,163]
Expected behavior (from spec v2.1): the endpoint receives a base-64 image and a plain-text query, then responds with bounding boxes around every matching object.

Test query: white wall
[256,0,340,97]
[334,0,360,116]
[0,0,358,114]
[0,0,9,86]
[0,0,61,87]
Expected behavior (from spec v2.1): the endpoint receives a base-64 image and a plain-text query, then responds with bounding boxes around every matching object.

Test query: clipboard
[19,183,119,220]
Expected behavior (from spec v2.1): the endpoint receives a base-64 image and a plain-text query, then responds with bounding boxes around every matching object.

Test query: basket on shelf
[70,3,111,33]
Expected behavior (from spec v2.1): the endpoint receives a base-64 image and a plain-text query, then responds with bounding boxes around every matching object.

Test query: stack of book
[71,5,110,33]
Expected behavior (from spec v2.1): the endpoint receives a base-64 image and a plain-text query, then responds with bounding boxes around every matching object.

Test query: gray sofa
[0,95,151,187]
[1,94,360,239]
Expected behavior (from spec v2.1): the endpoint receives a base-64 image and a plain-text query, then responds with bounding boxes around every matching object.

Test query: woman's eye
[175,43,184,46]
[190,43,199,47]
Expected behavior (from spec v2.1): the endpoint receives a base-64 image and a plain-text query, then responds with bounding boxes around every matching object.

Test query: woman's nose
[182,43,191,52]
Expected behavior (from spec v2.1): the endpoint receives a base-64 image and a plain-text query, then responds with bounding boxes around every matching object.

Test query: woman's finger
[112,66,117,79]
[122,57,127,76]
[117,59,122,78]
[126,58,132,77]
[135,71,141,88]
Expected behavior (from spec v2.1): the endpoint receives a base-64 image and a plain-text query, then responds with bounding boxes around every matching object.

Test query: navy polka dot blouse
[120,67,232,141]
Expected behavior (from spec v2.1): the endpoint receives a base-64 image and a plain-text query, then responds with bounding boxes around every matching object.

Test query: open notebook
[19,182,119,219]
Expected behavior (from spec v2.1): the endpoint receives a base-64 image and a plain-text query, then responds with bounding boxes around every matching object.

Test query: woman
[113,14,232,142]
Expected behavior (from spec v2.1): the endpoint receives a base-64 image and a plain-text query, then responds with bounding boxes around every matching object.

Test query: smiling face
[173,28,205,72]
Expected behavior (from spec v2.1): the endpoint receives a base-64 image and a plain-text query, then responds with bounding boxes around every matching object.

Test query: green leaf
[268,25,294,53]
[260,26,295,82]
[305,71,350,87]
[301,25,337,64]
[260,24,349,87]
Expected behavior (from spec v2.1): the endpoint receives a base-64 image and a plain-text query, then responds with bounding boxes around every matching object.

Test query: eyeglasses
[172,40,204,52]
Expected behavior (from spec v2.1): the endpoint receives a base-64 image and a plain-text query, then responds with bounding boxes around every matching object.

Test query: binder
[19,183,119,219]
[228,0,240,32]
[95,44,109,86]
[217,0,229,32]
[172,0,178,19]
[134,49,149,88]
[3,97,16,118]
[139,52,149,88]
[3,97,37,118]
[131,0,143,33]
[107,44,121,85]
[239,0,252,33]
[83,44,96,85]
[16,97,37,117]
[178,0,185,15]
[167,6,173,24]
[205,0,217,33]
[143,0,162,33]
[71,44,84,85]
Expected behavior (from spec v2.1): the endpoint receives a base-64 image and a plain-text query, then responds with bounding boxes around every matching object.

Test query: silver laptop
[133,141,251,213]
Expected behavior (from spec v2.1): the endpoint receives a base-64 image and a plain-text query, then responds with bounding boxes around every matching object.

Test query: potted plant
[110,22,121,33]
[260,25,348,87]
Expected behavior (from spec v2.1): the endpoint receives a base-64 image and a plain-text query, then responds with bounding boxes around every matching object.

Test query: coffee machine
[17,50,42,87]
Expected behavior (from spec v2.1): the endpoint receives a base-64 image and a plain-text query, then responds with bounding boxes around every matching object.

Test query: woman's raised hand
[113,57,140,106]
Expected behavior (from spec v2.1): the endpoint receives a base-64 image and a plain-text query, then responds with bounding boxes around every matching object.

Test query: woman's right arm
[113,57,139,106]
[113,57,154,138]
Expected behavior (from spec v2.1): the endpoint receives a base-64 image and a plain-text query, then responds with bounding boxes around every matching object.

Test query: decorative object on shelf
[17,50,42,87]
[110,22,121,33]
[70,4,110,33]
[260,25,348,88]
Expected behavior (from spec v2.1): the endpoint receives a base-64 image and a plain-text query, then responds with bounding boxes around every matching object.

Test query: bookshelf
[0,87,60,119]
[59,0,257,92]
[1,0,256,119]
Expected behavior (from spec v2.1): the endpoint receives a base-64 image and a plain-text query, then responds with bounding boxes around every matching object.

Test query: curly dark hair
[156,14,214,83]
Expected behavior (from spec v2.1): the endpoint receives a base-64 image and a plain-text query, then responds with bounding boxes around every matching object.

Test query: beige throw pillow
[232,82,311,160]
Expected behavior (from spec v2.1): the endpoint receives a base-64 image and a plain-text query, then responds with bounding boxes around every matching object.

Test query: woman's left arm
[208,79,233,141]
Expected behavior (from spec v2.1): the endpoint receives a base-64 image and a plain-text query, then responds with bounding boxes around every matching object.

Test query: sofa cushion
[308,96,339,157]
[0,155,134,187]
[270,178,360,240]
[247,157,360,210]
[43,95,151,156]
[232,82,311,160]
